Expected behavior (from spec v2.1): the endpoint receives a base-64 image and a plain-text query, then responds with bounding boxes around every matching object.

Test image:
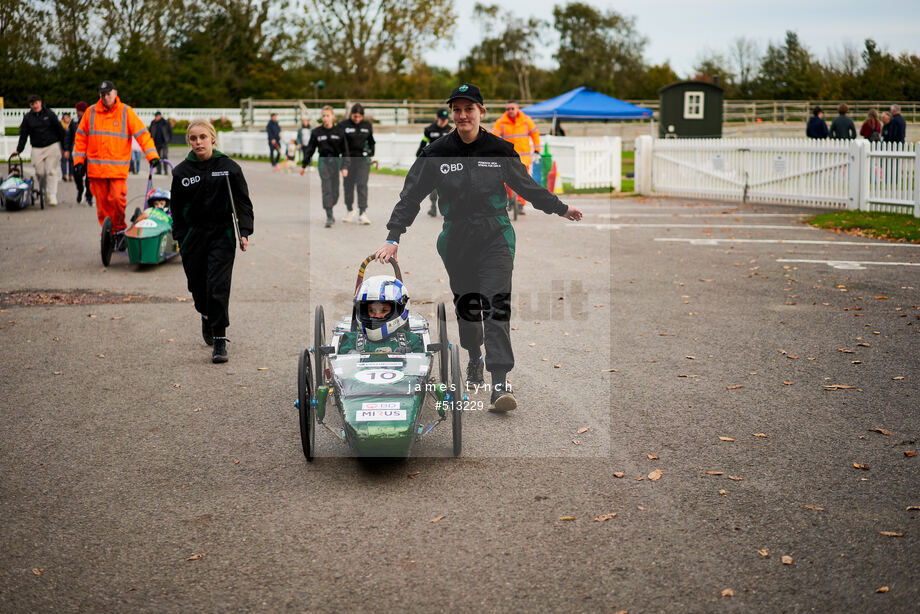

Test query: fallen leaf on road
[637,506,646,511]
[613,472,624,478]
[634,477,644,481]
[528,343,536,347]
[232,458,240,464]
[686,355,696,360]
[430,515,446,523]
[193,407,202,412]
[720,588,734,597]
[719,436,735,442]
[876,586,889,593]
[803,505,824,511]
[905,451,917,457]
[559,516,576,521]
[718,489,727,496]
[906,506,920,511]
[648,469,662,481]
[892,376,904,381]
[678,374,699,378]
[825,385,858,390]
[111,316,123,320]
[602,368,618,372]
[577,427,590,434]
[572,439,581,445]
[875,296,888,300]
[787,355,798,359]
[175,297,187,302]
[647,454,658,460]
[757,549,769,557]
[753,433,767,438]
[728,475,744,481]
[187,553,206,561]
[96,354,105,358]
[869,428,893,436]
[53,371,62,375]
[781,555,793,565]
[408,471,420,479]
[853,463,870,470]
[553,364,562,368]
[783,381,794,386]
[837,348,855,354]
[706,471,723,476]
[594,513,617,522]
[879,531,903,537]
[726,385,744,390]
[32,568,42,576]
[700,278,715,282]
[257,367,268,371]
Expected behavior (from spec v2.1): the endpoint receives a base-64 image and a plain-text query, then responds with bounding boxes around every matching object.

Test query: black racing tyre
[298,348,315,462]
[437,302,448,385]
[314,304,325,392]
[101,217,114,266]
[36,184,44,210]
[449,343,463,457]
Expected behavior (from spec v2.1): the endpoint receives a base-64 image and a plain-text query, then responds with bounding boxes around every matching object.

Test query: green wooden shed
[658,81,723,138]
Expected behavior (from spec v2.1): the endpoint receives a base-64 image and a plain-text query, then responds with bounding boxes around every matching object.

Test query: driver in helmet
[339,275,425,354]
[147,187,171,210]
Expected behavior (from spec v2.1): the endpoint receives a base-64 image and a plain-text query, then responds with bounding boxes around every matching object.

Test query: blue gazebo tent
[521,86,653,121]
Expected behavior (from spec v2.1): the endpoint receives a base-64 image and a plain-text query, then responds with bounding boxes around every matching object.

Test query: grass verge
[807,210,920,243]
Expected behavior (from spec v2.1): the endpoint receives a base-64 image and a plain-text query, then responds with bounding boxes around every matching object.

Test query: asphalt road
[1,160,918,612]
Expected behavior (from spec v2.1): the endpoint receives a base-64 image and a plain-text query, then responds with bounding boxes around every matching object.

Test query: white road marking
[567,223,818,231]
[776,258,920,270]
[654,238,920,248]
[601,213,806,218]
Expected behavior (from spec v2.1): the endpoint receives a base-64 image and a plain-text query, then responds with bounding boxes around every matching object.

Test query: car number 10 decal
[354,369,405,384]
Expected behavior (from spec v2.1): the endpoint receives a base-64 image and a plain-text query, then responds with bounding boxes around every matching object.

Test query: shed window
[684,91,704,119]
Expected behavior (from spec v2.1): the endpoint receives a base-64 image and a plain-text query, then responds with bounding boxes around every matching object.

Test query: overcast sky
[423,0,920,79]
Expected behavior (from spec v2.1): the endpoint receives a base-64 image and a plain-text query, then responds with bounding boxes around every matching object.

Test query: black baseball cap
[99,80,115,93]
[437,108,449,119]
[446,84,483,105]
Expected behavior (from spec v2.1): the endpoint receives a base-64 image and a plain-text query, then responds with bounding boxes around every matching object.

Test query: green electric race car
[296,255,463,461]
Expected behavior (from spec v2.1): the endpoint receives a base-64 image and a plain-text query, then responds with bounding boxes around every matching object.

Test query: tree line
[2,0,919,109]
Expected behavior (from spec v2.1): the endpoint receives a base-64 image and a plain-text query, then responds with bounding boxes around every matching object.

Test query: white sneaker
[49,198,58,206]
[343,210,356,223]
[358,212,371,225]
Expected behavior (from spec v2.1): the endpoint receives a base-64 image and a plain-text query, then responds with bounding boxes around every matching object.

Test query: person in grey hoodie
[829,103,856,139]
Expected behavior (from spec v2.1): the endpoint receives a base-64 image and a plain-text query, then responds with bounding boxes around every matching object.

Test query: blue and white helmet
[355,275,410,342]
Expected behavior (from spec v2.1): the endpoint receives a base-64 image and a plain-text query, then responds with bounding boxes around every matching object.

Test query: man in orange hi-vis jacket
[492,100,540,212]
[73,81,159,236]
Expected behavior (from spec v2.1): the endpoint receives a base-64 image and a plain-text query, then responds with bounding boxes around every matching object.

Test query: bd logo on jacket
[440,162,463,174]
[181,175,201,187]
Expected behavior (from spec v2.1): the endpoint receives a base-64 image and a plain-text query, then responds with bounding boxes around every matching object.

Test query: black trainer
[201,316,214,346]
[324,211,335,228]
[466,357,484,386]
[490,383,516,412]
[427,204,437,217]
[212,337,228,363]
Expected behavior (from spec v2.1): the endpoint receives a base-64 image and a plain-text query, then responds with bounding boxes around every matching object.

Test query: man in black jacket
[417,108,451,217]
[149,112,173,174]
[13,94,65,206]
[266,114,282,170]
[64,101,92,206]
[339,103,375,224]
[887,105,906,143]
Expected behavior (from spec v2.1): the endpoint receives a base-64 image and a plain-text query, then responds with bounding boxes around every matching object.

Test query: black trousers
[318,157,340,211]
[439,217,515,375]
[74,162,91,202]
[180,226,236,334]
[269,145,281,166]
[155,145,170,174]
[343,156,370,211]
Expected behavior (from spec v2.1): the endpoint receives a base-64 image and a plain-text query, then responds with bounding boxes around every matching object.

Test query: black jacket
[63,115,81,152]
[301,124,350,168]
[386,128,568,242]
[17,105,65,151]
[887,114,906,143]
[829,115,856,139]
[170,151,254,245]
[416,121,451,156]
[266,120,282,146]
[149,117,173,148]
[805,116,828,139]
[339,118,375,157]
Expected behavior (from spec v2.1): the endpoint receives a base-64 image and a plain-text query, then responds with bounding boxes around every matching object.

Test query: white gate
[635,136,919,216]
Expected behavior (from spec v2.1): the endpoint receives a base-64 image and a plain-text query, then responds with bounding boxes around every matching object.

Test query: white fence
[3,107,242,130]
[635,136,919,217]
[216,132,623,190]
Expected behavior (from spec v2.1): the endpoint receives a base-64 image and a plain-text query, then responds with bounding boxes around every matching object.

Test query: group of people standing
[265,104,376,228]
[807,103,907,142]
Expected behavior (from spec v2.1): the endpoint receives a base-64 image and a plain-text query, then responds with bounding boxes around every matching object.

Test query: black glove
[73,163,84,175]
[149,158,160,168]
